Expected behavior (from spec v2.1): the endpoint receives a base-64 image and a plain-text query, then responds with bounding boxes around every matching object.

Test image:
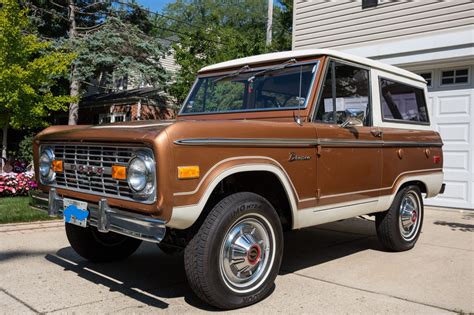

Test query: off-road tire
[65,223,142,262]
[184,192,283,310]
[157,243,183,255]
[376,185,424,251]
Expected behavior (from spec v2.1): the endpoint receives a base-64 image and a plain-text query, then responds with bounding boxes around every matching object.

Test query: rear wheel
[184,192,283,309]
[65,223,142,262]
[376,185,423,251]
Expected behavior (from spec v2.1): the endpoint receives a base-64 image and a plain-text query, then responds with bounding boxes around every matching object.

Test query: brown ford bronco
[31,49,445,309]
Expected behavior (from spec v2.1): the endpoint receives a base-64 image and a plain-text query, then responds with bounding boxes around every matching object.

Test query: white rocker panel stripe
[167,163,443,229]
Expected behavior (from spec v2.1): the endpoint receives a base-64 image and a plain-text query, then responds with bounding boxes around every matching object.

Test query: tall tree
[158,0,292,103]
[27,0,111,125]
[70,16,167,92]
[68,0,80,124]
[0,0,74,162]
[272,0,293,51]
[26,1,167,123]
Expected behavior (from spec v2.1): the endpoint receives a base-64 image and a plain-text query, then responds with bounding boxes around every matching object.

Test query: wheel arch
[377,171,443,212]
[167,163,299,230]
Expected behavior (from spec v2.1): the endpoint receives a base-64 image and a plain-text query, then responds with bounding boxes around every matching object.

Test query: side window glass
[380,78,429,124]
[315,61,371,126]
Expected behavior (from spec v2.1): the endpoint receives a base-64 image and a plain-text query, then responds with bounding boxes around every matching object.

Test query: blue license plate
[63,198,89,228]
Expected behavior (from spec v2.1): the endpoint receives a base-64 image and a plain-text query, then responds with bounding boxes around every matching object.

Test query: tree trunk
[69,63,80,125]
[1,121,7,172]
[68,0,80,125]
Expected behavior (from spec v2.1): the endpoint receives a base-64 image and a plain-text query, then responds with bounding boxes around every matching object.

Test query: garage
[414,64,474,209]
[292,0,473,209]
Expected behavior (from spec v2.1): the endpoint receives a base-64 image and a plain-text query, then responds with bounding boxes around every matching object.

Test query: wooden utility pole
[68,0,80,125]
[266,0,273,46]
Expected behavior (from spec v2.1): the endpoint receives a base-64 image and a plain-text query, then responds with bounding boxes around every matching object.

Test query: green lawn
[0,196,56,224]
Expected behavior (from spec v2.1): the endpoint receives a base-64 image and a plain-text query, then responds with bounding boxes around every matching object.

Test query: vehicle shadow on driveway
[280,217,384,275]
[44,217,381,310]
[44,245,213,310]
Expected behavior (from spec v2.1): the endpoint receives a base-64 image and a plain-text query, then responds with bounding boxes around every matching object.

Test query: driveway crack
[0,287,41,314]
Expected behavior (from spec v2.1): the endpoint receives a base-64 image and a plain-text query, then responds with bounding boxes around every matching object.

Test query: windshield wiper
[212,65,252,83]
[247,58,297,82]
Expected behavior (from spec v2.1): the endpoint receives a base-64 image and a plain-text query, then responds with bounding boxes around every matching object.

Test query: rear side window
[379,78,429,124]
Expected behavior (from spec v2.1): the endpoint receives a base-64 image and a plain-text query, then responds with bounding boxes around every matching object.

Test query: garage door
[427,85,474,209]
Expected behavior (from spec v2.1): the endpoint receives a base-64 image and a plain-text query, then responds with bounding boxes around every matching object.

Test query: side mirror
[340,116,363,128]
[340,108,365,128]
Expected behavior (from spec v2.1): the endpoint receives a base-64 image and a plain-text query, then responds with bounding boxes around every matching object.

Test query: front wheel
[376,185,424,251]
[65,223,142,262]
[184,192,283,309]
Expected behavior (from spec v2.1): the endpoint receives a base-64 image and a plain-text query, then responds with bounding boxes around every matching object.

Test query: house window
[362,0,378,9]
[99,113,128,124]
[417,72,432,87]
[114,115,125,122]
[379,78,429,124]
[441,68,469,85]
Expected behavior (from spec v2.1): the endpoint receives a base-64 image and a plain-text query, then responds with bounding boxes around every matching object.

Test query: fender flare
[376,171,443,212]
[167,163,299,229]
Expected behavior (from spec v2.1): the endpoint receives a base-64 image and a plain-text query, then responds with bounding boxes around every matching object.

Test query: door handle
[371,129,383,137]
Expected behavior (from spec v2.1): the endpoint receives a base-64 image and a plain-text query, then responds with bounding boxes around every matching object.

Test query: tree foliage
[27,0,110,39]
[158,0,293,103]
[27,1,168,96]
[0,0,74,129]
[69,16,167,91]
[15,0,292,123]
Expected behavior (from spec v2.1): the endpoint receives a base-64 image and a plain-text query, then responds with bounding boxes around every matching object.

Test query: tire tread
[184,192,283,309]
[376,185,423,251]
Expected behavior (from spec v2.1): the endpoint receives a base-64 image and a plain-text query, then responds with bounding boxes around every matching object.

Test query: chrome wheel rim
[219,214,275,293]
[399,191,421,241]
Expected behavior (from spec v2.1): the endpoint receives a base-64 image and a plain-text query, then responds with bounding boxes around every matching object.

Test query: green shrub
[18,134,34,163]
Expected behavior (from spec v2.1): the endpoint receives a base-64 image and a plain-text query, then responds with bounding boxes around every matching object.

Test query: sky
[134,0,282,13]
[135,0,174,12]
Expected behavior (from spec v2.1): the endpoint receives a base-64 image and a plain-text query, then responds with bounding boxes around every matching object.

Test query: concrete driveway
[0,207,472,314]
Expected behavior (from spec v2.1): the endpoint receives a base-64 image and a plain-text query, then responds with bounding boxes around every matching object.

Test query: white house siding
[159,48,180,74]
[293,0,474,209]
[293,0,474,50]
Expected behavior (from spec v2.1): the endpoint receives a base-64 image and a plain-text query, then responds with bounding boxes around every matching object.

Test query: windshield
[180,62,318,115]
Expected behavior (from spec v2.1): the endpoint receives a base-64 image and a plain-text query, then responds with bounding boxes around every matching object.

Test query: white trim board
[314,26,474,67]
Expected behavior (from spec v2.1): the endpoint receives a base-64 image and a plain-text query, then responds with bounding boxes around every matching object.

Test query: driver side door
[313,60,383,208]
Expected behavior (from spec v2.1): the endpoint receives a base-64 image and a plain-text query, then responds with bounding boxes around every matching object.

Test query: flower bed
[0,172,38,197]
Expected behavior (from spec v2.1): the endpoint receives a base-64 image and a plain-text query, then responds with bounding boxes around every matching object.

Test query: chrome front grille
[44,144,154,203]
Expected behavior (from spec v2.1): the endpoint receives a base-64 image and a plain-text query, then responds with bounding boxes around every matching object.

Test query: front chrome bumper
[30,189,166,243]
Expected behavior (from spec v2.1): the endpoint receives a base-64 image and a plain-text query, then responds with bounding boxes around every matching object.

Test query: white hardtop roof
[199,49,425,83]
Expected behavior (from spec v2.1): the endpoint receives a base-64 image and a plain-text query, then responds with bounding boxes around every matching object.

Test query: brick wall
[78,103,176,124]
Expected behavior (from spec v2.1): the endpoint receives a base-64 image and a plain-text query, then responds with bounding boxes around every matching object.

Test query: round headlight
[39,148,55,181]
[127,156,151,192]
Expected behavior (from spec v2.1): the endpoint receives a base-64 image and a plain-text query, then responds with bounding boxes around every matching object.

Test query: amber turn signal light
[52,160,63,172]
[112,165,127,180]
[178,166,200,179]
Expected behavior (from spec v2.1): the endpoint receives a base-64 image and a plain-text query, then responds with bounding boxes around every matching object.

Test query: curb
[0,220,63,233]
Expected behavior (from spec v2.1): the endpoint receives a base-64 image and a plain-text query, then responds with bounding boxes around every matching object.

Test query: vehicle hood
[35,118,318,145]
[35,120,176,144]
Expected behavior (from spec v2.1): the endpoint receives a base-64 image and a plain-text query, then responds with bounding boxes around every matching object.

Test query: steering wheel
[281,95,296,107]
[260,95,281,108]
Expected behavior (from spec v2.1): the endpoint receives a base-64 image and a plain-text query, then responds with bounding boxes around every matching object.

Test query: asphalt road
[0,207,472,314]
